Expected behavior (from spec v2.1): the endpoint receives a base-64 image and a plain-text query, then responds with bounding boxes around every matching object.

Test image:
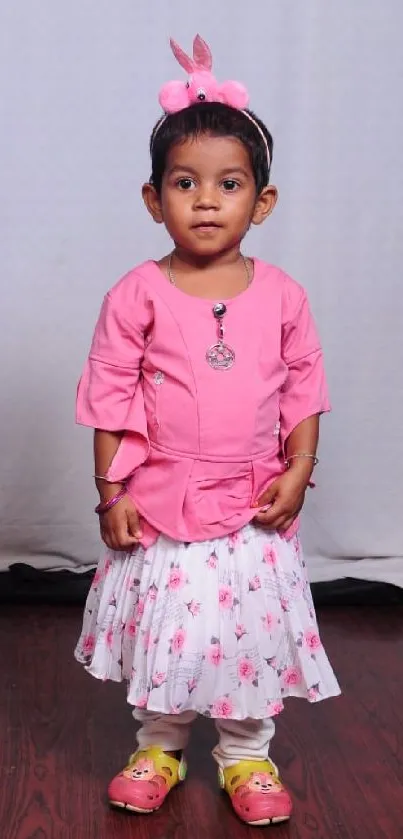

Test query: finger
[254,500,287,526]
[101,533,114,550]
[252,482,279,509]
[127,509,143,539]
[278,516,298,534]
[255,509,293,530]
[256,514,289,531]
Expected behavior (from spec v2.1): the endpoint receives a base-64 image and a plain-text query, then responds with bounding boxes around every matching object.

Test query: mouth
[192,222,222,231]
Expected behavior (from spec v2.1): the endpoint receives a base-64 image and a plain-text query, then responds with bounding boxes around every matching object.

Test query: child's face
[143,134,277,258]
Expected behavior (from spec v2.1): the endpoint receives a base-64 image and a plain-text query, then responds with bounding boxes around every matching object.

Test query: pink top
[76,259,330,547]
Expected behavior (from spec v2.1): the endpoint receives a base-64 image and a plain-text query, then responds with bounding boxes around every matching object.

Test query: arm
[94,428,143,549]
[253,415,319,532]
[76,279,150,549]
[284,414,319,484]
[254,279,328,532]
[94,429,124,503]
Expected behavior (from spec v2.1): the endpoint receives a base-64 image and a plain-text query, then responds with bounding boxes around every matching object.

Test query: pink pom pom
[159,81,190,114]
[219,81,249,110]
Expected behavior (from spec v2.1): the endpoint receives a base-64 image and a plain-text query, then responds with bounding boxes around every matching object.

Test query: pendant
[206,302,235,370]
[206,342,235,370]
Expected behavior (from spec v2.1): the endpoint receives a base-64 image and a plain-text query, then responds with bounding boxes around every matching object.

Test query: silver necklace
[167,252,251,371]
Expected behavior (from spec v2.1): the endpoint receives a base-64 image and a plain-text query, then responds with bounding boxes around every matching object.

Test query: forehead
[165,134,253,175]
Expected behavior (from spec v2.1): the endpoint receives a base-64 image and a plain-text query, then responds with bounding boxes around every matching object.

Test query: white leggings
[133,709,276,769]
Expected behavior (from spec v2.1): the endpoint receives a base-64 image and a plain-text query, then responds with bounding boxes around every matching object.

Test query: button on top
[213,303,227,319]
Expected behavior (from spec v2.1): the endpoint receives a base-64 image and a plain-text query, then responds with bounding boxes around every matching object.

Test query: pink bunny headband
[154,35,271,165]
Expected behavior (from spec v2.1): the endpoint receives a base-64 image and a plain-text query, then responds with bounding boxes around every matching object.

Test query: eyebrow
[166,165,251,178]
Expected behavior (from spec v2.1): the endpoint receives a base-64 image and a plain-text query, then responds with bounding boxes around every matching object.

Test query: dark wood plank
[1,603,402,839]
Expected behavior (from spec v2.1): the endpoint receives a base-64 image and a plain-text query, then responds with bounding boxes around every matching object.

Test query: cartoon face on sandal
[123,758,157,781]
[247,771,281,794]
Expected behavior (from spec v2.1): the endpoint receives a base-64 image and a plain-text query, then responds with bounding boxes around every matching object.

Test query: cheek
[225,191,257,217]
[163,198,194,231]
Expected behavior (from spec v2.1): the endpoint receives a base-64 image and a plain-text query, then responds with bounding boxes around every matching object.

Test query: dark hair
[149,102,273,194]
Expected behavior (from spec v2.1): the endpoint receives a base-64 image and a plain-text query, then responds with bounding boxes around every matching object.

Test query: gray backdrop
[1,1,402,585]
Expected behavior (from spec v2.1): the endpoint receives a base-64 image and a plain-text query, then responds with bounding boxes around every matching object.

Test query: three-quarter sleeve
[76,280,147,431]
[279,280,330,447]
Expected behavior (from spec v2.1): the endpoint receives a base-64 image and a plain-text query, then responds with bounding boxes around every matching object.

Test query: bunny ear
[170,38,195,74]
[193,34,213,71]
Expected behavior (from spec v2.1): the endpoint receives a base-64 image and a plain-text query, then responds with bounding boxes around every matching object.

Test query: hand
[253,467,309,533]
[99,494,143,551]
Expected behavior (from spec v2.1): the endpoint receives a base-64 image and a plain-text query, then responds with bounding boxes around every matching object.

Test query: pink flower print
[82,634,95,656]
[282,666,302,687]
[235,623,247,641]
[126,618,137,638]
[168,566,187,591]
[211,697,234,718]
[136,696,148,710]
[266,700,284,716]
[151,672,167,688]
[147,582,158,602]
[104,557,112,574]
[263,545,277,566]
[186,599,201,617]
[261,612,275,632]
[237,657,256,683]
[228,531,241,551]
[308,685,320,701]
[106,628,114,649]
[187,677,197,694]
[219,585,234,610]
[171,628,186,654]
[142,630,154,652]
[207,551,218,569]
[136,597,145,620]
[248,575,261,592]
[304,629,322,651]
[208,643,223,666]
[280,597,290,612]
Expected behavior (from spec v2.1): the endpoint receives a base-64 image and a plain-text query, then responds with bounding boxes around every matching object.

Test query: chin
[176,237,237,258]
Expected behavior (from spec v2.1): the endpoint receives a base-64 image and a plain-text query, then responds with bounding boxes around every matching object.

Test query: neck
[171,245,244,273]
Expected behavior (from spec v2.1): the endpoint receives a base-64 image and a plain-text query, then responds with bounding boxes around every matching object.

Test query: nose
[193,184,220,209]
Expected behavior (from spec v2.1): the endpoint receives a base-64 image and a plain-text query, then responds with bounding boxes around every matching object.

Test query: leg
[108,709,196,813]
[133,708,198,752]
[213,716,275,768]
[213,717,292,826]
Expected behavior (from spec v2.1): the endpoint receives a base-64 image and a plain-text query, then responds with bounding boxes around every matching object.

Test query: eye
[177,177,195,190]
[197,88,206,101]
[222,179,240,191]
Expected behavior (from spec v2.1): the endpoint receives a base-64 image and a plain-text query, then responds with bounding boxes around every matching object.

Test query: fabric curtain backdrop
[1,1,402,585]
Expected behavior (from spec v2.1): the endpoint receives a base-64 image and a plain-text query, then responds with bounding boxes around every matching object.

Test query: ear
[170,38,195,74]
[193,34,212,70]
[142,183,164,224]
[251,185,278,226]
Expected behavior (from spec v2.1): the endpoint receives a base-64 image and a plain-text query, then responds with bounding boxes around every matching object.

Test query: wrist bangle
[94,474,125,484]
[284,453,319,468]
[95,487,127,515]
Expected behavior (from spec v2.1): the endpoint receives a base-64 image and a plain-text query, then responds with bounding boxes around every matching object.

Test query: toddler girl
[75,35,340,827]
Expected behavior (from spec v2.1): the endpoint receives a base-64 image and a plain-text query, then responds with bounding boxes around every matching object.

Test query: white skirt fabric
[75,525,340,720]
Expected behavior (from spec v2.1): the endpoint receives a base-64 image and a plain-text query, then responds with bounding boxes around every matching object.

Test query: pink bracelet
[95,487,127,515]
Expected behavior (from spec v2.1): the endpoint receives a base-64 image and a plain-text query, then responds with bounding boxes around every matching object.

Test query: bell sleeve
[76,286,148,431]
[279,280,330,449]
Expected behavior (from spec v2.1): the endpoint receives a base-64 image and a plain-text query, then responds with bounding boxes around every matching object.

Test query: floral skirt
[75,525,340,720]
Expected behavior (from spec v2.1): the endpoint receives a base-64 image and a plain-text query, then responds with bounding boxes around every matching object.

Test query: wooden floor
[1,603,403,839]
